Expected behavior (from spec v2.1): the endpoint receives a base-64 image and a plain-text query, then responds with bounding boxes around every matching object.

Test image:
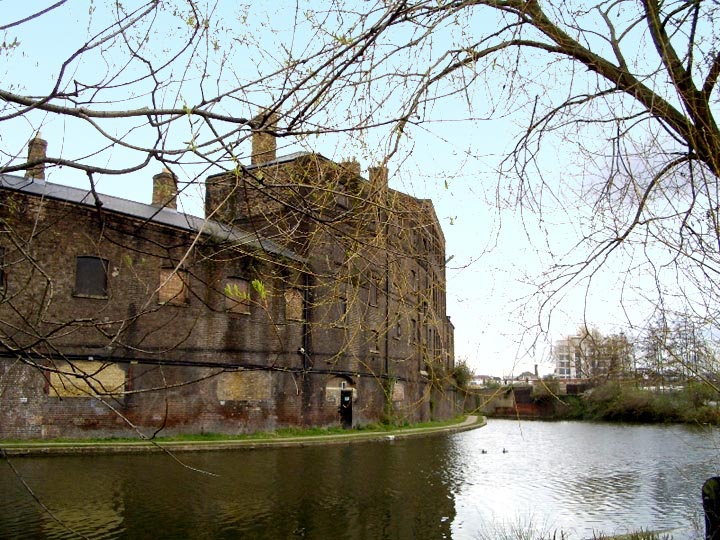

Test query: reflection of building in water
[14,458,124,538]
[43,505,124,539]
[0,440,457,538]
[0,127,456,440]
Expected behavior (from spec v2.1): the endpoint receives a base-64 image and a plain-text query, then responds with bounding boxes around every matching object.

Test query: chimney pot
[340,159,361,177]
[152,169,177,210]
[25,133,48,180]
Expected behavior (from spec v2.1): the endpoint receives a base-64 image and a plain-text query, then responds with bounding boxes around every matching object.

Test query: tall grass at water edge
[473,521,684,540]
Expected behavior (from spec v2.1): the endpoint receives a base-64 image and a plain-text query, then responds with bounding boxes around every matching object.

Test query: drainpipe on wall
[381,189,390,377]
[369,166,390,376]
[302,272,312,371]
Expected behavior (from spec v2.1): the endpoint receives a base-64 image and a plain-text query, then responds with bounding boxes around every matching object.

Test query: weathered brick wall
[0,152,455,439]
[1,193,304,364]
[0,186,311,438]
[208,156,453,382]
[0,360,46,439]
[203,155,457,427]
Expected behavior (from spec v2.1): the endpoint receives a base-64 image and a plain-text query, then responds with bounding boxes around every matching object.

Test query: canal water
[1,419,718,539]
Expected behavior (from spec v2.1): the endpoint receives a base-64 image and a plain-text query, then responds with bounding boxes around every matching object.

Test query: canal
[1,419,718,539]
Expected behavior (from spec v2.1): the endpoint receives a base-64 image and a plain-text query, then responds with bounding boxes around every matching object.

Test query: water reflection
[2,438,459,540]
[450,420,718,539]
[1,421,718,539]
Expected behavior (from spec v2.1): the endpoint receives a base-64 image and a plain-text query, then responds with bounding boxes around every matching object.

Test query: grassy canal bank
[0,415,485,456]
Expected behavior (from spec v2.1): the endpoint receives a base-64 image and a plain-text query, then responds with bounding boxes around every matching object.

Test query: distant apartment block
[554,332,632,380]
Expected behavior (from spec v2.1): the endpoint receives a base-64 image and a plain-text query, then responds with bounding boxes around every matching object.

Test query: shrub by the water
[549,382,720,425]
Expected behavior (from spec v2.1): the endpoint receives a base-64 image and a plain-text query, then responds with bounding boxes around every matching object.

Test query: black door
[340,389,353,429]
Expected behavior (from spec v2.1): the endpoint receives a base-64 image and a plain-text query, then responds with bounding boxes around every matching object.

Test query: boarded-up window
[335,191,349,209]
[216,371,271,401]
[284,288,303,321]
[225,277,251,314]
[392,382,405,402]
[370,329,380,353]
[75,256,108,297]
[158,268,188,305]
[333,295,348,327]
[368,280,378,306]
[325,376,354,404]
[49,361,125,398]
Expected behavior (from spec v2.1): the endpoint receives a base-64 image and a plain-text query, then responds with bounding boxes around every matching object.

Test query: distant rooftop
[206,151,320,179]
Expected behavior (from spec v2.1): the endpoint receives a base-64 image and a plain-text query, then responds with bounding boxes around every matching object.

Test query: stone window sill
[73,293,108,300]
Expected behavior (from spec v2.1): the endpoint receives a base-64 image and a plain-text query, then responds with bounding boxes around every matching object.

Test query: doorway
[339,389,353,429]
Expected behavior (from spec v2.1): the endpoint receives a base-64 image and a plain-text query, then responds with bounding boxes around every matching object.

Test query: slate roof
[205,151,321,179]
[0,173,304,263]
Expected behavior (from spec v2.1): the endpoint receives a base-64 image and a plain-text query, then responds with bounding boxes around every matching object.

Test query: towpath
[1,415,485,457]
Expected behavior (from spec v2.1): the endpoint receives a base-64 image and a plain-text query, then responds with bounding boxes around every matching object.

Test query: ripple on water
[448,420,717,539]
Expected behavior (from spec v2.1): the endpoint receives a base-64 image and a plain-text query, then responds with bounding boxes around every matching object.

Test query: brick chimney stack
[368,165,389,189]
[152,168,177,210]
[205,174,239,224]
[251,109,278,165]
[340,159,361,177]
[25,132,48,180]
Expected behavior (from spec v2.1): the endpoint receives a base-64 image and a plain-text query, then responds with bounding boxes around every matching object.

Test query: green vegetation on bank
[532,381,720,424]
[0,416,471,446]
[474,523,673,540]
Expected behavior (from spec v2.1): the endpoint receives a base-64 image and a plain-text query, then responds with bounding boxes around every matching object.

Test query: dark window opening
[75,256,108,297]
[369,329,380,354]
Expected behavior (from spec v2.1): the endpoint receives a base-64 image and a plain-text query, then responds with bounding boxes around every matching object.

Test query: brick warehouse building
[0,130,456,440]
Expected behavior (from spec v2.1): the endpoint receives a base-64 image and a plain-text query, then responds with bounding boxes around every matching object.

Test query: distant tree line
[554,315,719,389]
